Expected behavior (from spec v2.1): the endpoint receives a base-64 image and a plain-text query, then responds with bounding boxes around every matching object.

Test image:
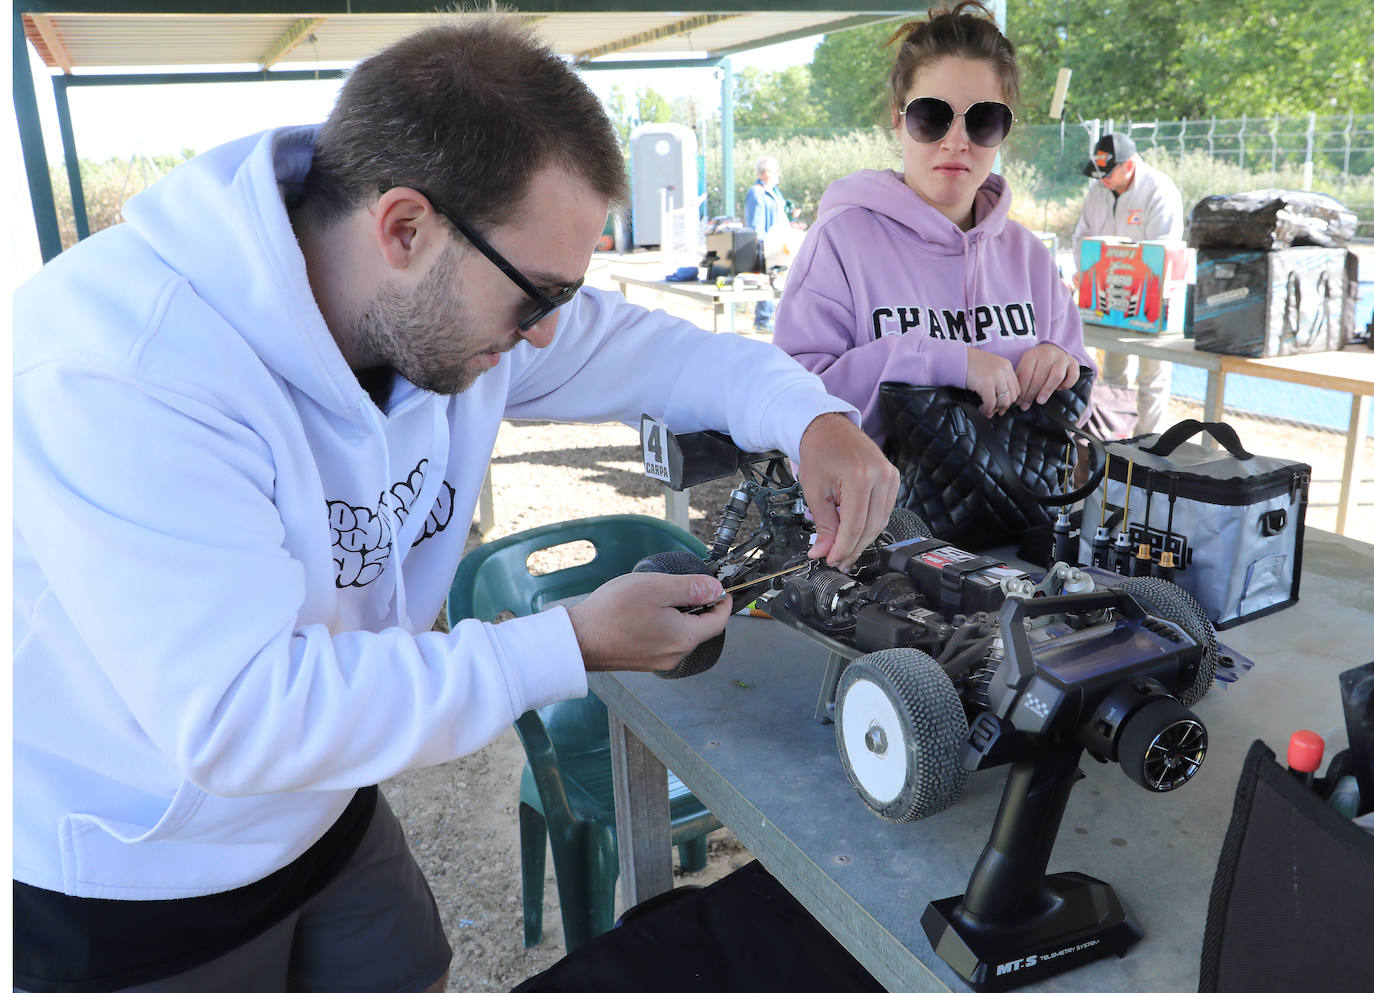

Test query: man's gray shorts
[20,792,454,993]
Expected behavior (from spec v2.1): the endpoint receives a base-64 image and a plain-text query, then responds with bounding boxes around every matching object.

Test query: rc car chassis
[637,417,1218,991]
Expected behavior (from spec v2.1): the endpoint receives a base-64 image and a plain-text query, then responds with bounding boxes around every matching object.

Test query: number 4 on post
[640,415,683,488]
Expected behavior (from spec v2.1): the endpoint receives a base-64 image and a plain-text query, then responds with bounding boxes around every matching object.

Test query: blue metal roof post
[49,70,348,243]
[720,57,734,219]
[52,77,88,242]
[13,5,62,262]
[991,0,1006,175]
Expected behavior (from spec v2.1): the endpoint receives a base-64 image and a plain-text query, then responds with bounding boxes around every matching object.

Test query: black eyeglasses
[899,97,1015,148]
[411,188,583,332]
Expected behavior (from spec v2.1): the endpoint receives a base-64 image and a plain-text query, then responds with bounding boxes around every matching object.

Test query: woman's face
[893,56,1006,230]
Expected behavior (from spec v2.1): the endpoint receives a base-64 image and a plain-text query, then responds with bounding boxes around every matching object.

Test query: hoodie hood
[817,168,1011,253]
[120,125,364,419]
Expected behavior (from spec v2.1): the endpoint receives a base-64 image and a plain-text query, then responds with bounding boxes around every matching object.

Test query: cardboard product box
[1077,237,1190,334]
[1191,247,1351,357]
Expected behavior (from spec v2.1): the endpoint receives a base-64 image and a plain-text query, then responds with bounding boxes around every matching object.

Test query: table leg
[1336,394,1370,536]
[477,468,495,536]
[713,300,725,334]
[608,709,675,908]
[1201,367,1227,450]
[665,488,691,532]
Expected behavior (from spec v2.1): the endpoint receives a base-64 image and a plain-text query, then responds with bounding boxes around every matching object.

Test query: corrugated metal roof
[20,7,913,73]
[13,2,919,261]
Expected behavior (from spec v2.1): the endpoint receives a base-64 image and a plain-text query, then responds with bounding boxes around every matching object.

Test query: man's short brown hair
[299,15,627,231]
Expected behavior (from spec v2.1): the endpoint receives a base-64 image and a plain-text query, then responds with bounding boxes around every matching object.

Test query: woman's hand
[965,348,1020,417]
[1013,344,1079,410]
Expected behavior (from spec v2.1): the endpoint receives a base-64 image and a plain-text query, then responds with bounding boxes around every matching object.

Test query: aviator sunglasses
[899,96,1015,148]
[401,187,584,332]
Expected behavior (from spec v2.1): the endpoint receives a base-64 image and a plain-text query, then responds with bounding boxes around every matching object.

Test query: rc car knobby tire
[632,550,726,680]
[834,648,969,822]
[1117,577,1219,706]
[882,507,933,543]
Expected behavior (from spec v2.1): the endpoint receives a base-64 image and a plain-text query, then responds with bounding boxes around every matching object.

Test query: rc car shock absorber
[710,487,752,559]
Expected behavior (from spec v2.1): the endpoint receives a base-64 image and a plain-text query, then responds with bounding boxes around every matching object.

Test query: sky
[21,35,820,164]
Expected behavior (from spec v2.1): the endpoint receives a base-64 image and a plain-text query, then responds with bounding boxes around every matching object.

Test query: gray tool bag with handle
[1079,419,1311,629]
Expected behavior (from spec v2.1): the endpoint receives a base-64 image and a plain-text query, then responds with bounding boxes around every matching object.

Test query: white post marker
[641,415,690,530]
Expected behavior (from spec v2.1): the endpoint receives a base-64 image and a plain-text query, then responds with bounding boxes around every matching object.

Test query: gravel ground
[383,253,1374,992]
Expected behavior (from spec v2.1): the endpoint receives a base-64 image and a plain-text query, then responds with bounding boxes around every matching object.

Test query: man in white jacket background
[12,17,897,993]
[1071,132,1185,435]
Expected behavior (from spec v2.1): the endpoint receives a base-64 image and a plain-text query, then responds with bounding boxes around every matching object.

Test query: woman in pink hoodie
[773,1,1093,444]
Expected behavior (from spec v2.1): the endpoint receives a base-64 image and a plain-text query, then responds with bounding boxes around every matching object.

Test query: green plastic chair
[446,514,722,953]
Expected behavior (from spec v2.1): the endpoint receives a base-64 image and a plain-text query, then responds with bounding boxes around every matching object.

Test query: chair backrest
[446,514,708,625]
[445,515,709,807]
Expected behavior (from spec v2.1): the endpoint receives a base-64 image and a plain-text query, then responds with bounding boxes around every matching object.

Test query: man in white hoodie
[12,17,897,993]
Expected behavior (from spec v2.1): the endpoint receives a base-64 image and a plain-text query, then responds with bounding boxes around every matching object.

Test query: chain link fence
[44,115,1373,498]
[55,115,1372,250]
[1008,113,1374,239]
[720,113,1374,243]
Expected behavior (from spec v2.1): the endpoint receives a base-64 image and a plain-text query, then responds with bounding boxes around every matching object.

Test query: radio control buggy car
[636,417,1218,989]
[637,416,1215,818]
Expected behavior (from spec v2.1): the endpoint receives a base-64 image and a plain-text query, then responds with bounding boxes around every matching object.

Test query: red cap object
[1286,730,1325,773]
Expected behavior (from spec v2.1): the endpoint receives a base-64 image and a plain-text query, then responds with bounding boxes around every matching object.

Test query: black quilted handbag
[879,368,1104,549]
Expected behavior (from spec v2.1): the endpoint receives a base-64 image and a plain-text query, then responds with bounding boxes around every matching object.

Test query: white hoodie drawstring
[359,399,409,628]
[357,400,452,632]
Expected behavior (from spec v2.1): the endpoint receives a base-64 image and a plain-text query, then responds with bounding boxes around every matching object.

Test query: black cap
[1082,133,1137,178]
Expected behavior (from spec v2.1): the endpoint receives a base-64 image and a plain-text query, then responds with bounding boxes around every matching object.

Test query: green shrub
[1161,149,1374,235]
[53,132,1372,252]
[706,127,899,224]
[48,152,191,248]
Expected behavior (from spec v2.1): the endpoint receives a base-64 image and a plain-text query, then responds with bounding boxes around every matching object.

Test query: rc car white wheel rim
[839,679,908,803]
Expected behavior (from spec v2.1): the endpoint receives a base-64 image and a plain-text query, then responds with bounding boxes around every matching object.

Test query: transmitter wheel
[1117,577,1218,705]
[882,507,933,544]
[1117,696,1207,792]
[834,648,969,822]
[632,550,726,679]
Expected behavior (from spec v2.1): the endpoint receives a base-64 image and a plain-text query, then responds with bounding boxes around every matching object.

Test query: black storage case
[1192,247,1351,357]
[706,228,759,276]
